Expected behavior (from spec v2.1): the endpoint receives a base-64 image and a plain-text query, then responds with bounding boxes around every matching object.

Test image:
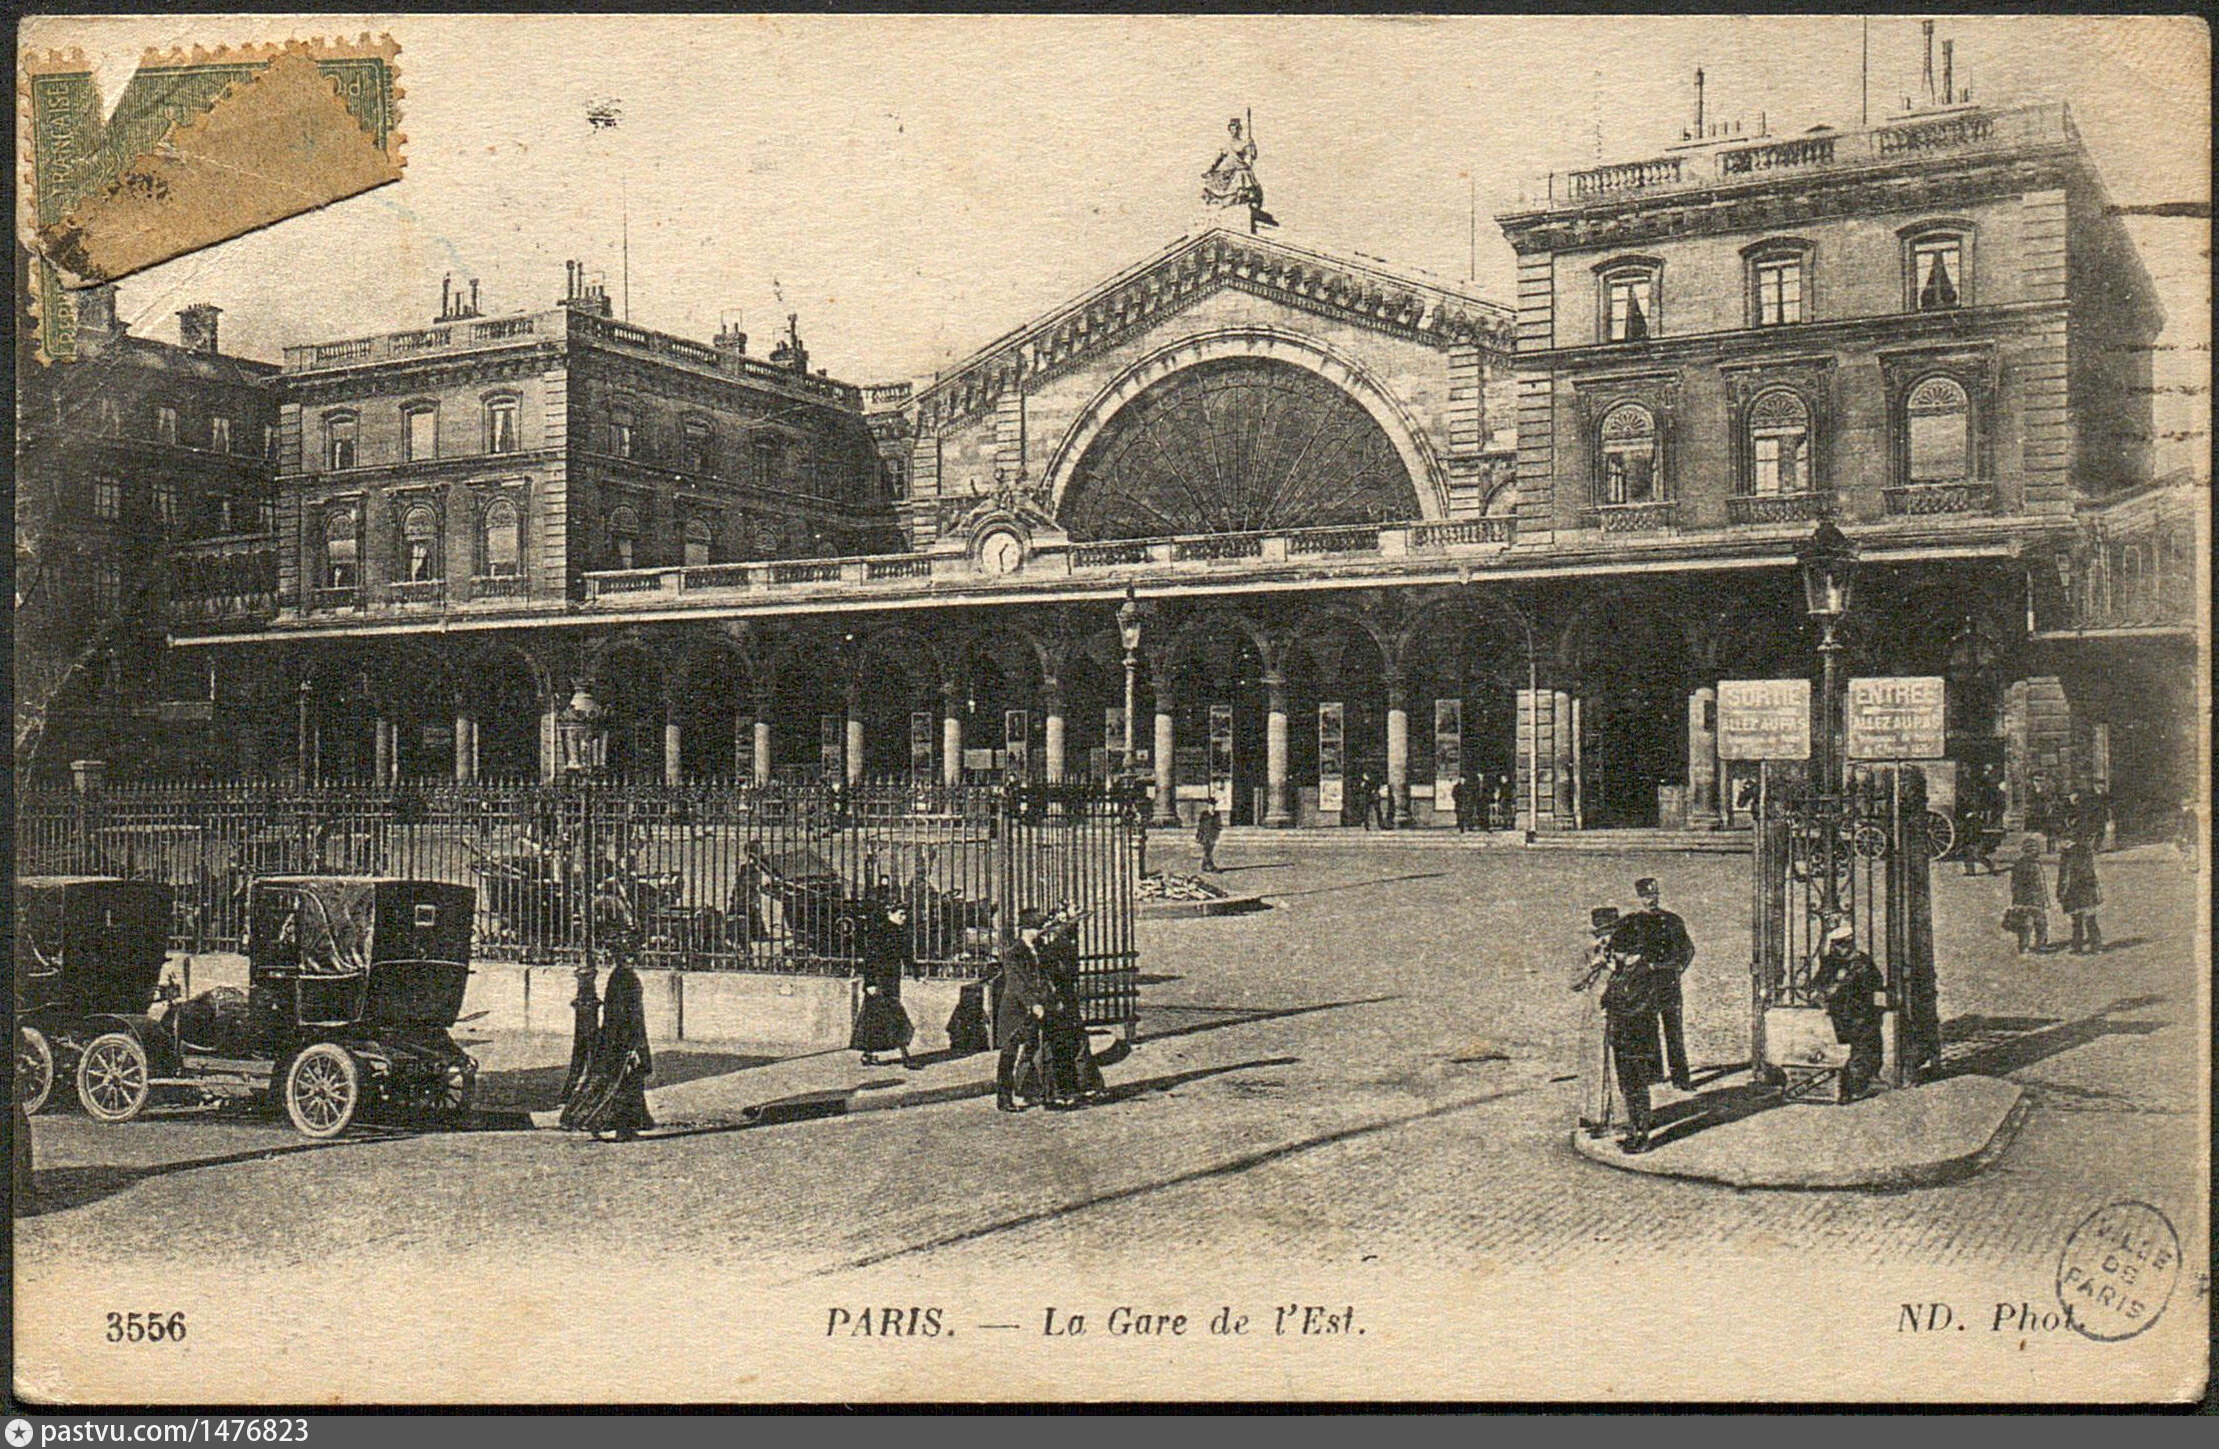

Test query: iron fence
[17,779,1143,1024]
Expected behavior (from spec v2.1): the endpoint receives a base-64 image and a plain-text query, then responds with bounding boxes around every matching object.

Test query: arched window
[1481,478,1517,516]
[1905,376,1971,484]
[683,517,713,567]
[323,506,359,589]
[481,498,520,577]
[323,412,358,470]
[1598,404,1660,505]
[484,395,520,455]
[1745,389,1811,496]
[607,506,640,569]
[401,505,442,582]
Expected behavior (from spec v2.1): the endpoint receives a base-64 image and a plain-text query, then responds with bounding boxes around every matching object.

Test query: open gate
[1752,762,1941,1090]
[998,782,1143,1035]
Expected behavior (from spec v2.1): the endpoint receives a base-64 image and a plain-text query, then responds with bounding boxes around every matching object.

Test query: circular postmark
[2055,1200,2182,1342]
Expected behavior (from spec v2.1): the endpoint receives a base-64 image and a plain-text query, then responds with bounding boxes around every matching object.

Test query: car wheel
[284,1043,360,1139]
[75,1031,152,1123]
[16,1026,55,1115]
[435,1060,475,1124]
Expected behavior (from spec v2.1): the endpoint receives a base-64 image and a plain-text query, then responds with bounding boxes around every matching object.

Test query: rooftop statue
[1202,112,1278,233]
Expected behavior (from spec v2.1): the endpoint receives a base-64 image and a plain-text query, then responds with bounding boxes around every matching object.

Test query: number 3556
[106,1311,186,1343]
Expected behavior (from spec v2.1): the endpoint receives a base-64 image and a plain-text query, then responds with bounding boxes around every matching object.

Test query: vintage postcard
[9,12,2210,1407]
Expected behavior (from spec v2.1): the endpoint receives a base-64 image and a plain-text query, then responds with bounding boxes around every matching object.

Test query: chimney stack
[713,315,748,355]
[469,279,480,315]
[1923,21,1936,105]
[177,303,222,354]
[442,274,453,319]
[1941,39,1955,105]
[75,284,122,340]
[1693,68,1706,140]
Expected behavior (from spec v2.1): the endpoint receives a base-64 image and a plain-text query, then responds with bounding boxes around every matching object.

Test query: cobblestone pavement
[15,841,2207,1398]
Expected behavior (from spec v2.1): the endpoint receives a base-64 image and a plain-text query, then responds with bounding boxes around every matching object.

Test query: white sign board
[1717,678,1811,761]
[1847,676,1947,760]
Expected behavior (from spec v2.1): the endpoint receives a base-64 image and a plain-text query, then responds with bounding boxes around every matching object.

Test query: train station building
[165,92,2197,838]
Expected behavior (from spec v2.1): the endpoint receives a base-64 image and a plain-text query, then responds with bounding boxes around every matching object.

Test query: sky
[26,13,2212,467]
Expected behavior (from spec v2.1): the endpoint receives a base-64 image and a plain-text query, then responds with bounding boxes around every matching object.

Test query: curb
[1138,892,1271,919]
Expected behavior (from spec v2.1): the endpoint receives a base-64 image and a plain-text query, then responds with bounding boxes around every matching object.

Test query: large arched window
[1598,403,1660,505]
[607,506,641,569]
[401,505,442,582]
[1905,376,1972,484]
[1744,388,1811,496]
[683,517,713,567]
[323,506,359,589]
[481,497,520,578]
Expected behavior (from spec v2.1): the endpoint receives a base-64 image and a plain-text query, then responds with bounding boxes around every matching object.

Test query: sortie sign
[1717,678,1811,761]
[1847,676,1947,760]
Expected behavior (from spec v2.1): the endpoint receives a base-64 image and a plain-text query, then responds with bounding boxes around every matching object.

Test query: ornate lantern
[1798,519,1858,621]
[555,683,605,775]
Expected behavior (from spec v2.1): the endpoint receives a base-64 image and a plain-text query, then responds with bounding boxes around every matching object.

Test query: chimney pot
[177,303,222,354]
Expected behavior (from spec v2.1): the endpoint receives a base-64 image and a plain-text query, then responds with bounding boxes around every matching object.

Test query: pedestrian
[1598,914,1663,1153]
[851,901,917,1068]
[562,869,655,1140]
[1450,776,1469,833]
[1812,919,1884,1103]
[994,907,1054,1112]
[560,961,599,1105]
[1356,769,1376,829]
[1572,906,1622,1139]
[1038,904,1104,1107]
[1195,801,1222,872]
[1497,773,1515,830]
[2002,840,2050,954]
[2058,832,2103,953]
[1616,876,1696,1091]
[2173,799,2199,872]
[1375,777,1395,831]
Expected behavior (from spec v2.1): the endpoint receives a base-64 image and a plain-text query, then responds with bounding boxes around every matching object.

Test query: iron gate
[1751,762,1940,1084]
[15,779,1143,1028]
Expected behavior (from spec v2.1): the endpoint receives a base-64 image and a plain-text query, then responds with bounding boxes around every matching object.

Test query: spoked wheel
[284,1043,360,1139]
[16,1026,55,1115]
[433,1060,476,1125]
[75,1031,152,1122]
[1852,821,1892,860]
[1923,810,1957,861]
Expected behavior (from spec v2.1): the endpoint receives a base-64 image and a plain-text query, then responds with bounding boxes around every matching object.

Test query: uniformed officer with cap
[995,906,1054,1111]
[1813,916,1885,1103]
[1616,876,1696,1091]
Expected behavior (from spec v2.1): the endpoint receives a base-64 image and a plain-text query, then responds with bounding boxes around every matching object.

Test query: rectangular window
[487,400,519,454]
[155,406,179,444]
[1606,274,1654,341]
[1911,239,1963,311]
[326,418,358,470]
[211,416,233,453]
[155,482,183,533]
[265,425,279,461]
[92,478,122,520]
[613,418,634,458]
[1755,259,1804,326]
[406,408,438,462]
[95,559,122,614]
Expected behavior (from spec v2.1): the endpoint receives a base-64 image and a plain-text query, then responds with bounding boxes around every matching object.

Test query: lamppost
[1116,585,1149,878]
[555,682,606,777]
[1798,520,1859,914]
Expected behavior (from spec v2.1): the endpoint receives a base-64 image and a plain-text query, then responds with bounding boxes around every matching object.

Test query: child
[2001,840,2049,954]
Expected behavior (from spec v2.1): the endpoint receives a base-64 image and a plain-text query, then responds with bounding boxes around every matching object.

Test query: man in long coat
[1038,907,1105,1105]
[995,908,1054,1112]
[1600,914,1663,1153]
[1616,876,1696,1090]
[1813,919,1884,1103]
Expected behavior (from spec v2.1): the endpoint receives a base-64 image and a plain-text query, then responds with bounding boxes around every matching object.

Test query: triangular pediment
[915,229,1512,433]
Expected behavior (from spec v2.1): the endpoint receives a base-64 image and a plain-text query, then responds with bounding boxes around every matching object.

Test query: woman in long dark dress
[561,874,654,1139]
[850,901,916,1067]
[2057,834,2103,954]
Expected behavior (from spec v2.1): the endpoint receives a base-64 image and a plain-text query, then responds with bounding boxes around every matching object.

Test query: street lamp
[1116,585,1150,878]
[1798,520,1859,914]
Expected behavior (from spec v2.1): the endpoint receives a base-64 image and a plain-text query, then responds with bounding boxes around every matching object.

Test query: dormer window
[1903,225,1971,312]
[1598,260,1661,342]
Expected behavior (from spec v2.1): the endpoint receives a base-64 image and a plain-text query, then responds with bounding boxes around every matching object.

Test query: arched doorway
[1290,613,1391,826]
[1566,596,1690,829]
[1058,356,1424,539]
[676,640,750,782]
[466,645,545,783]
[1403,602,1528,829]
[858,629,941,781]
[953,629,1048,782]
[1169,613,1269,825]
[591,640,665,782]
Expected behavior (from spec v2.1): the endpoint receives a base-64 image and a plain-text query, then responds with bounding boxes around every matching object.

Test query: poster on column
[910,710,934,783]
[1847,676,1947,760]
[818,714,842,780]
[1318,701,1345,815]
[1433,698,1462,815]
[1717,678,1812,760]
[1004,708,1029,780]
[1208,703,1236,816]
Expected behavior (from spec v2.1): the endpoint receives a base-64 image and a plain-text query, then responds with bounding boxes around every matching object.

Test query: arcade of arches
[219,561,2111,834]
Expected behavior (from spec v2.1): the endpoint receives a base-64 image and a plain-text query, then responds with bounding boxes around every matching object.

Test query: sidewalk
[1186,825,1752,853]
[1570,1072,2029,1189]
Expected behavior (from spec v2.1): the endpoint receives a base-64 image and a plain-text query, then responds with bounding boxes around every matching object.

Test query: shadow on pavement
[21,1131,412,1217]
[1266,872,1448,898]
[1937,997,2169,1080]
[475,1046,786,1115]
[1137,994,1397,1046]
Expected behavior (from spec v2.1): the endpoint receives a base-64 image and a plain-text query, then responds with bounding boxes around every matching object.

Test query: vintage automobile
[204,876,480,1137]
[14,876,174,1118]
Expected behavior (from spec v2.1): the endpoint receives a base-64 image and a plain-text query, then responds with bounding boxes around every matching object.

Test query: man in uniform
[1813,918,1885,1103]
[994,907,1054,1112]
[1599,914,1663,1153]
[1616,876,1696,1091]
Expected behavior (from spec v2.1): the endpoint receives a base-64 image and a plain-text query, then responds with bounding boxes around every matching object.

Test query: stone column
[941,687,964,789]
[752,717,773,785]
[1687,685,1719,828]
[663,703,682,787]
[1551,689,1576,824]
[374,714,393,786]
[1042,680,1067,784]
[1263,672,1292,827]
[539,689,563,782]
[295,679,314,786]
[454,690,475,782]
[1152,689,1179,826]
[1385,673,1411,824]
[844,679,866,789]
